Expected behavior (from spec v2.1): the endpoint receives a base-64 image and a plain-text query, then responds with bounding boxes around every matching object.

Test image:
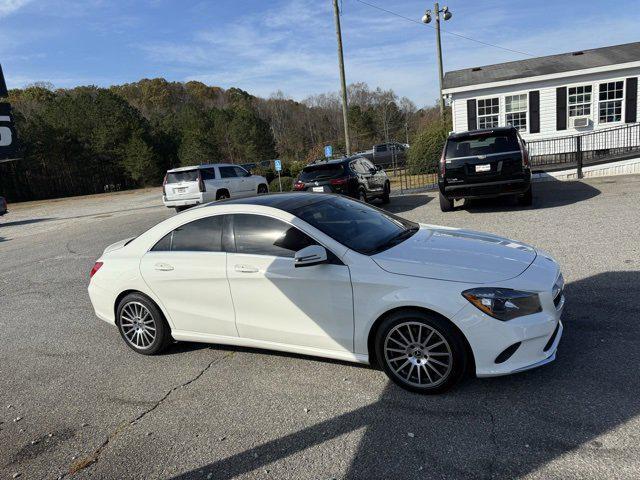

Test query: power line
[353,0,535,58]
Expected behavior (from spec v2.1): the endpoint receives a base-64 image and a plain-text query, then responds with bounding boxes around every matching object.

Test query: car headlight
[462,288,542,321]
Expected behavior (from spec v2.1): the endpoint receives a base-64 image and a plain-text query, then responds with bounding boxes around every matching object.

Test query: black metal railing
[528,122,640,176]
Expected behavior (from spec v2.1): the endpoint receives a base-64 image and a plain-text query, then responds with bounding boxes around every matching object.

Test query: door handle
[154,262,174,271]
[234,264,259,273]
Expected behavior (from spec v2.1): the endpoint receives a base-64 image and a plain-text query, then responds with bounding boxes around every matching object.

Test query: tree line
[0,78,443,202]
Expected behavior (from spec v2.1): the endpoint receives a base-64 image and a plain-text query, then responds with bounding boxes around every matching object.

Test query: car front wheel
[375,310,467,394]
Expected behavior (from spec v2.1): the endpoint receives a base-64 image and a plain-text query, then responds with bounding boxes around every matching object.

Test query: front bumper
[162,194,203,208]
[453,254,565,377]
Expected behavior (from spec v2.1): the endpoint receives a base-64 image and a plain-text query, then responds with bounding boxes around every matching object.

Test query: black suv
[438,127,532,211]
[294,157,390,204]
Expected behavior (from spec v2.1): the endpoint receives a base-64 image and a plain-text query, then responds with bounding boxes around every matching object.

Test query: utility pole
[333,0,351,155]
[422,3,452,119]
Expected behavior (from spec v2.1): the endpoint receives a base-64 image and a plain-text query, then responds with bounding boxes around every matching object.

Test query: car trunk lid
[444,130,524,184]
[164,169,201,200]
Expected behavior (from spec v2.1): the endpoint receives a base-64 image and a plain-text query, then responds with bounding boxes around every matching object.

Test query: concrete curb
[533,157,640,182]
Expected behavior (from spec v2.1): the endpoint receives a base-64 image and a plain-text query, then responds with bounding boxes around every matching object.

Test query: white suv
[162,164,268,212]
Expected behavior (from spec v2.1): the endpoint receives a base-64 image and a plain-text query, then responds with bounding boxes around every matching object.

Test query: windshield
[167,170,199,183]
[291,196,418,255]
[299,164,345,182]
[446,133,520,159]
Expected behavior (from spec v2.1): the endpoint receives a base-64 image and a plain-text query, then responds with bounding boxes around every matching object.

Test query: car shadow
[463,178,600,213]
[383,193,433,215]
[169,270,640,479]
[0,217,55,227]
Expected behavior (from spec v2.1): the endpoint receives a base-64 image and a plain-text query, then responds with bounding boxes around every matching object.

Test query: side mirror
[369,168,377,174]
[294,245,327,268]
[375,165,383,171]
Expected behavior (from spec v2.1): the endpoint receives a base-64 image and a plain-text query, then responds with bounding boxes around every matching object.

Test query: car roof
[167,163,237,173]
[449,127,517,139]
[206,192,335,212]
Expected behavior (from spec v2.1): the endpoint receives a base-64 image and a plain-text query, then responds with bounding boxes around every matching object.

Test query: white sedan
[88,193,564,393]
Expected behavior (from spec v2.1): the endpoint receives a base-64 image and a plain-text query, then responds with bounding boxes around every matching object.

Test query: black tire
[517,186,533,206]
[439,192,454,212]
[358,187,368,203]
[174,206,187,213]
[116,293,172,355]
[380,182,391,204]
[216,190,230,201]
[374,309,467,394]
[257,184,268,195]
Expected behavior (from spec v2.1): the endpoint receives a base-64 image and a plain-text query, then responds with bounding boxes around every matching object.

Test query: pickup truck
[359,142,408,167]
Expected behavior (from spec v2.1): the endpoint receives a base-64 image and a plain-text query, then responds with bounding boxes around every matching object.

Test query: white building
[442,42,640,142]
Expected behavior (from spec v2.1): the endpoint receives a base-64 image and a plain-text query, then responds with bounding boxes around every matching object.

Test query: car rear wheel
[375,310,467,394]
[257,184,268,195]
[517,186,533,206]
[381,182,391,204]
[216,190,230,201]
[117,293,172,355]
[174,206,187,213]
[358,188,368,203]
[439,192,454,212]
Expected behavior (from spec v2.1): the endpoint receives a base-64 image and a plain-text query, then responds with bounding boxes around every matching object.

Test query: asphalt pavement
[1,176,639,479]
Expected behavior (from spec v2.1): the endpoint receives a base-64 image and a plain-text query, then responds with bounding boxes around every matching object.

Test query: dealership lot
[1,176,639,479]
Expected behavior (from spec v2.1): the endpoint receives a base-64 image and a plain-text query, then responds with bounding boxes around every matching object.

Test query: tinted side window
[201,168,216,180]
[233,214,316,258]
[233,166,249,177]
[219,167,237,178]
[151,216,223,252]
[361,159,375,171]
[375,145,387,152]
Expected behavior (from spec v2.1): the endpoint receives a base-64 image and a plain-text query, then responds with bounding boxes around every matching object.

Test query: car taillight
[521,144,530,167]
[293,181,305,191]
[439,152,446,176]
[90,262,103,280]
[198,171,205,192]
[330,178,347,186]
[162,174,168,196]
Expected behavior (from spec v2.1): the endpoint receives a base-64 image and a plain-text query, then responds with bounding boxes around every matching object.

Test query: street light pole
[434,3,445,117]
[422,3,452,119]
[333,0,351,155]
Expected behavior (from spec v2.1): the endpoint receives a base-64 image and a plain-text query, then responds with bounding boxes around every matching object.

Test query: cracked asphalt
[1,175,639,479]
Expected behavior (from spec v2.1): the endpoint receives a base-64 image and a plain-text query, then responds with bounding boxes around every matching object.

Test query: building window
[505,94,527,132]
[477,98,499,129]
[598,81,624,123]
[568,85,592,117]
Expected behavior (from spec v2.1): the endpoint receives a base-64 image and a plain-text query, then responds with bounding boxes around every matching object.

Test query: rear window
[166,170,199,184]
[299,164,345,182]
[446,133,520,159]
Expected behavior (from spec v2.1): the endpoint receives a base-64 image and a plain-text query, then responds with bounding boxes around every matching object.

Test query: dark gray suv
[437,127,532,211]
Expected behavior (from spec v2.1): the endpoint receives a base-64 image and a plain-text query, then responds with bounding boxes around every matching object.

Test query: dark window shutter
[0,64,8,97]
[529,90,540,133]
[467,99,477,130]
[625,77,638,123]
[556,87,567,131]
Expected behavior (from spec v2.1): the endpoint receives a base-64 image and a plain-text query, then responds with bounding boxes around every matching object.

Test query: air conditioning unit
[570,116,591,128]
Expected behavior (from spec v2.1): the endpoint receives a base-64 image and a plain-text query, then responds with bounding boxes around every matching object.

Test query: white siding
[449,65,640,141]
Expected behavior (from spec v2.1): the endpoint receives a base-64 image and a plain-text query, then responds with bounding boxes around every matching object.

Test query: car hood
[372,224,537,284]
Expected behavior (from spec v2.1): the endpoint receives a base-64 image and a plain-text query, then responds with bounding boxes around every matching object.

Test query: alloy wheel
[383,321,453,387]
[119,301,157,349]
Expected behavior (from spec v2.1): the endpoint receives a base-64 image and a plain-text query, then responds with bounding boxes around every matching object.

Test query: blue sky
[1,0,639,107]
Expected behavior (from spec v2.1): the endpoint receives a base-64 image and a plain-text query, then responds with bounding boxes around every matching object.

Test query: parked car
[438,127,532,212]
[360,142,407,167]
[162,164,268,212]
[88,193,564,394]
[0,196,7,217]
[293,156,390,204]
